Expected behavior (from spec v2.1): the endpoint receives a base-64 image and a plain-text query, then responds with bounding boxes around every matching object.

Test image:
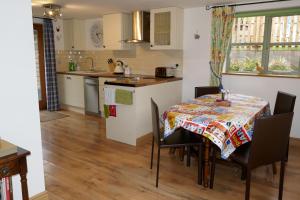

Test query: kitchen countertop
[104,77,182,87]
[57,71,122,78]
[57,71,182,87]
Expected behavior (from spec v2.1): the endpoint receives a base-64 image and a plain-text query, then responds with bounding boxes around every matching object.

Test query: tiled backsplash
[56,43,183,76]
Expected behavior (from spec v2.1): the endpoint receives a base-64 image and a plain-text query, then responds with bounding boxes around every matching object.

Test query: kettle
[114,60,124,74]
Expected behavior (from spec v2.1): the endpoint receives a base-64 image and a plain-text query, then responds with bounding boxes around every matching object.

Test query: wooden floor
[41,111,300,200]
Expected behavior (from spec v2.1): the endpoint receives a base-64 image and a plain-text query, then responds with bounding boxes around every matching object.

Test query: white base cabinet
[106,81,182,146]
[57,74,85,108]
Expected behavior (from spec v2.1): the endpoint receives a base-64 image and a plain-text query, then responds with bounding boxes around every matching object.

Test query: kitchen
[2,0,300,199]
[50,8,184,145]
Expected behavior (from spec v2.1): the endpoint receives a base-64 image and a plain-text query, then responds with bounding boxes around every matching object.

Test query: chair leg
[150,136,154,169]
[209,146,216,189]
[285,140,290,162]
[272,162,277,175]
[187,146,191,167]
[198,144,203,185]
[241,167,247,180]
[179,147,185,161]
[278,160,286,200]
[156,147,161,188]
[245,170,251,200]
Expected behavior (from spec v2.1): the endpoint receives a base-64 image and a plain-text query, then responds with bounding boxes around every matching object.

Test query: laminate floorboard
[40,111,300,200]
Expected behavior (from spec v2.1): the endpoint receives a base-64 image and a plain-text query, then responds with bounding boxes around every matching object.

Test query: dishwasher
[84,77,100,116]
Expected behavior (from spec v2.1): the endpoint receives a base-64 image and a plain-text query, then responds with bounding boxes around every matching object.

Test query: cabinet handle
[66,76,72,80]
[150,44,153,47]
[103,45,106,48]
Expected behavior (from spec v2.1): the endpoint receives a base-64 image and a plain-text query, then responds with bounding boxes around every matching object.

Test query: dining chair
[195,86,220,98]
[210,112,294,200]
[150,98,203,187]
[272,91,296,173]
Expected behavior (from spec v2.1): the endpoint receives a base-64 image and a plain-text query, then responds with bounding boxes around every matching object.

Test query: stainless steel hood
[126,11,150,43]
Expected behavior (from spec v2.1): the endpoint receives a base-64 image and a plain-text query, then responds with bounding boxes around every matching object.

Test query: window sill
[222,72,300,79]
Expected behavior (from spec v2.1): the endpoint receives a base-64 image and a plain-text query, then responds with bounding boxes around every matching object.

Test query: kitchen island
[105,77,182,146]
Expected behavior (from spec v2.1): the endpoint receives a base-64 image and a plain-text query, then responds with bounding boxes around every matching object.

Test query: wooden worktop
[56,71,122,78]
[104,77,182,87]
[57,71,182,87]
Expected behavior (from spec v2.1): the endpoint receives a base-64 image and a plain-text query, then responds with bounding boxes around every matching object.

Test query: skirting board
[30,191,48,200]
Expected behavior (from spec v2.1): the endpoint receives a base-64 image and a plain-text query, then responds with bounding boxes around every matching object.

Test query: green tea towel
[115,89,133,105]
[104,105,109,118]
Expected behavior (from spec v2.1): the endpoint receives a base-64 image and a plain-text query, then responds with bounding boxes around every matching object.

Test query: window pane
[232,16,265,43]
[229,45,262,72]
[268,45,300,73]
[271,15,300,43]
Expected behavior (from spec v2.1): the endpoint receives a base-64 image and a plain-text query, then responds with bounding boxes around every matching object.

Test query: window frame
[226,7,300,76]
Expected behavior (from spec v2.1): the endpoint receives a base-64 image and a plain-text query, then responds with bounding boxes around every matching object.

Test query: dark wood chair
[210,112,294,200]
[272,91,296,172]
[195,86,220,98]
[150,98,203,187]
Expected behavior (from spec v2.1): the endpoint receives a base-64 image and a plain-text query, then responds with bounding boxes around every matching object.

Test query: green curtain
[210,7,235,87]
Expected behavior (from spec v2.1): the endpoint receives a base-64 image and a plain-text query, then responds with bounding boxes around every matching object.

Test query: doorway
[33,24,47,110]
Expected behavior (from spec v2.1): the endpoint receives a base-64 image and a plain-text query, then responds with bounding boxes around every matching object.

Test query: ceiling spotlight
[43,4,62,20]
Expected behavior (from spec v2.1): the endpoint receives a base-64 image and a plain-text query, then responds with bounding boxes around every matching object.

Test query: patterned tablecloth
[163,94,270,159]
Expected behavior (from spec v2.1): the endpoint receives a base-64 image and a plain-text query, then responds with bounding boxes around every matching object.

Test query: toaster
[155,67,175,78]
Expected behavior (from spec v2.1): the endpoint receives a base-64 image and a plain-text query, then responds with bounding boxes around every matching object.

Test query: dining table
[162,93,270,187]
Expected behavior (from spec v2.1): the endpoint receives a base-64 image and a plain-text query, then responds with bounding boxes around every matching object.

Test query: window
[226,8,300,76]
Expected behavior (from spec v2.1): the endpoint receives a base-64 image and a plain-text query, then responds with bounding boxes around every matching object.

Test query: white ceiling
[31,0,267,19]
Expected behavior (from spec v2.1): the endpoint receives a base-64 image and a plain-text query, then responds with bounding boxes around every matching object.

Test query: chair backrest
[151,98,162,145]
[249,112,294,170]
[195,86,220,98]
[274,91,296,115]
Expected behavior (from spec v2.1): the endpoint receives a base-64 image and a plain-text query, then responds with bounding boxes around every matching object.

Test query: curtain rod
[206,0,292,10]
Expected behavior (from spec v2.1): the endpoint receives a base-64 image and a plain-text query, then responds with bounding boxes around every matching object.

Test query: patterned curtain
[210,7,235,87]
[43,19,60,111]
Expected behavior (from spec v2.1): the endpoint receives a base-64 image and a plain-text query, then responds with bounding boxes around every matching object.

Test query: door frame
[33,24,47,110]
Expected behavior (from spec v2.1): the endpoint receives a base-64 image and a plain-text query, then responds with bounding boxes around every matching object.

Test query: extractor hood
[126,11,150,43]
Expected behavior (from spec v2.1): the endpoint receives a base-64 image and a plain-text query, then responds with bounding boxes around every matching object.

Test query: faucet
[86,57,94,71]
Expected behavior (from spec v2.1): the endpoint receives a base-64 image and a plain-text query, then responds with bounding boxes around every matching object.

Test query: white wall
[182,7,211,101]
[182,0,300,138]
[0,0,45,198]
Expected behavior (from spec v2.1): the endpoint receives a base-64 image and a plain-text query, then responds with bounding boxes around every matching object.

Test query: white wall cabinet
[57,74,85,108]
[63,19,86,50]
[103,13,132,50]
[150,7,183,50]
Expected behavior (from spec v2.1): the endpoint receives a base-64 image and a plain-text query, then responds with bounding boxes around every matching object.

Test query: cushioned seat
[162,128,202,147]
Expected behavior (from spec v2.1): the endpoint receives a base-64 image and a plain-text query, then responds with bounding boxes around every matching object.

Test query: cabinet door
[103,13,131,50]
[73,20,86,50]
[57,75,84,108]
[63,20,74,50]
[103,14,123,50]
[153,11,171,46]
[150,7,183,50]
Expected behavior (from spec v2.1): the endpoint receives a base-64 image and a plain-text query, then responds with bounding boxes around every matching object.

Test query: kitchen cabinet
[63,19,86,50]
[103,13,132,50]
[57,74,85,108]
[99,77,117,116]
[150,7,183,50]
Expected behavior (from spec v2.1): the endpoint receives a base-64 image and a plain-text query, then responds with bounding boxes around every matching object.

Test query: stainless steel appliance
[155,67,175,78]
[125,11,150,43]
[84,77,100,116]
